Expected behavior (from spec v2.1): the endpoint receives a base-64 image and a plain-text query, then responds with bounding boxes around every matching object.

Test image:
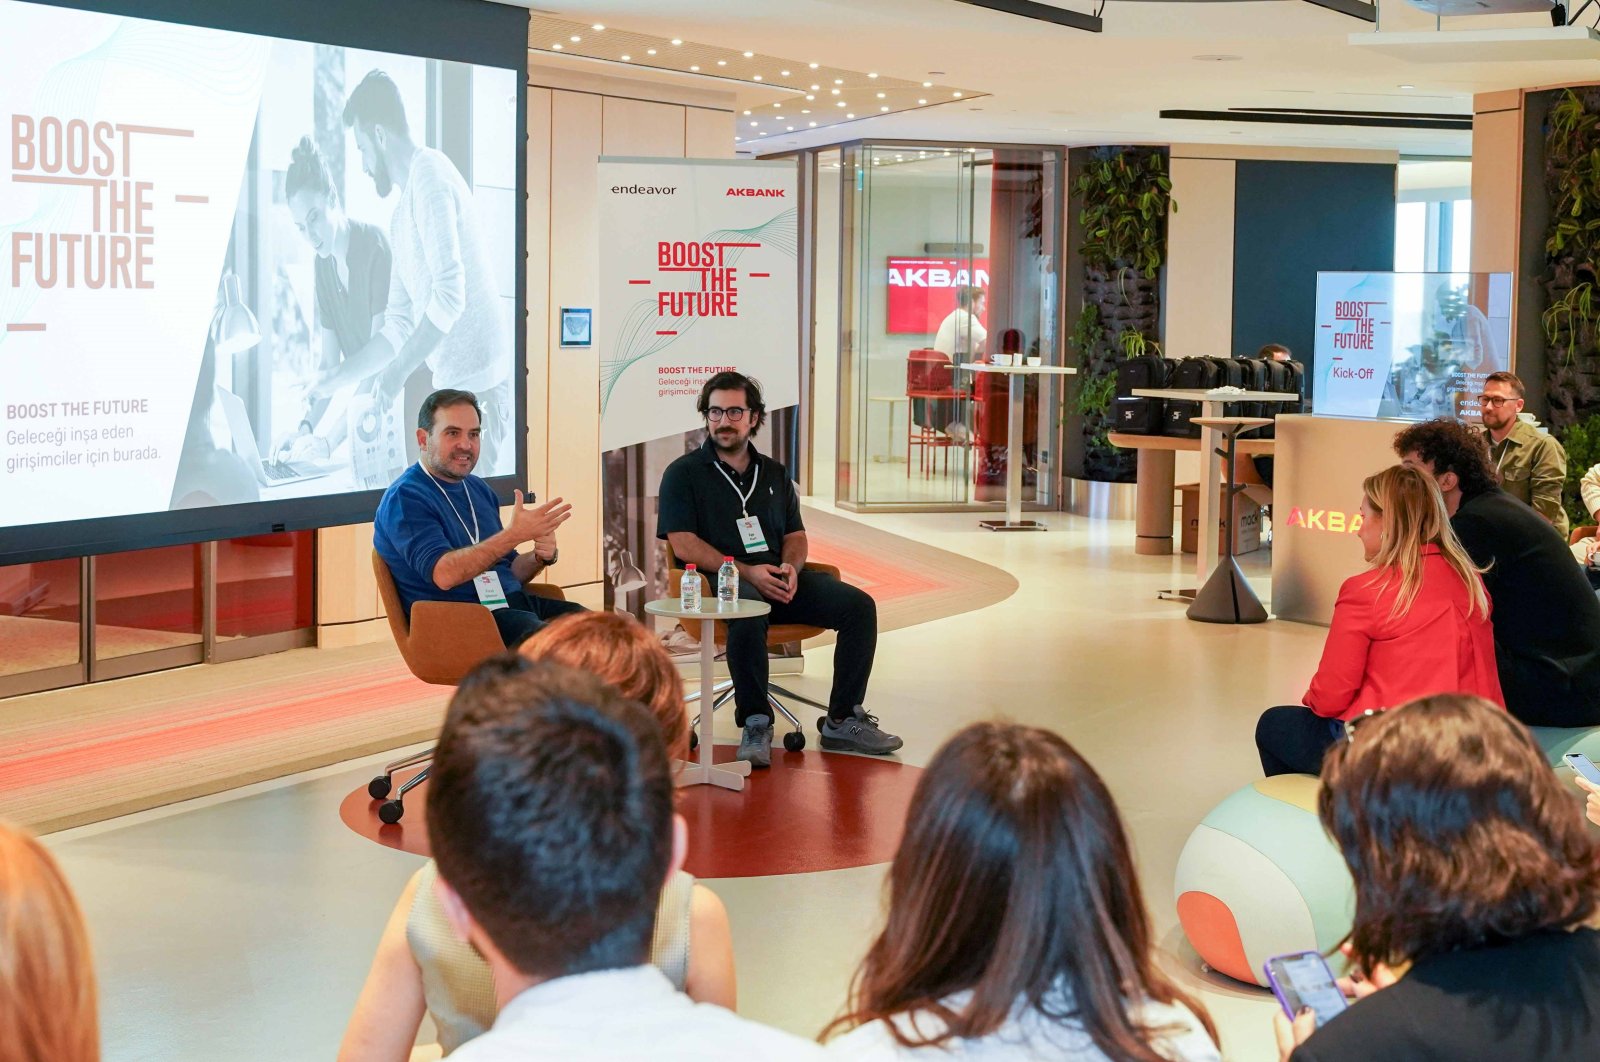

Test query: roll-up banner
[596,157,799,633]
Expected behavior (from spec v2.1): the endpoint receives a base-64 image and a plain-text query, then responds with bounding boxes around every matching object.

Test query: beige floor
[44,502,1310,1062]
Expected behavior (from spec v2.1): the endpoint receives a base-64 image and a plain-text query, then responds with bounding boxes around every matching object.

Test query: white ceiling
[513,0,1600,157]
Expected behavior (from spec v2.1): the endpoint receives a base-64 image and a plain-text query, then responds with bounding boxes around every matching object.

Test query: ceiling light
[570,35,581,42]
[952,91,963,97]
[621,55,631,61]
[810,83,820,90]
[743,51,754,57]
[801,109,810,114]
[744,109,752,115]
[760,131,767,136]
[809,62,819,68]
[671,38,683,45]
[1399,83,1415,89]
[552,43,562,50]
[831,88,840,95]
[834,78,844,85]
[922,81,933,87]
[847,112,855,118]
[750,121,758,126]
[717,59,727,65]
[880,106,889,111]
[775,114,783,119]
[787,125,795,130]
[836,100,845,107]
[753,75,763,81]
[781,69,791,76]
[806,94,815,100]
[876,92,886,98]
[690,64,700,71]
[648,49,658,56]
[773,102,781,107]
[869,72,879,78]
[917,98,927,104]
[809,121,817,126]
[592,23,604,30]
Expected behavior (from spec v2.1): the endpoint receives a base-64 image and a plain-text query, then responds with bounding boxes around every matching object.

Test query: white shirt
[378,147,509,393]
[825,993,1219,1062]
[933,309,987,359]
[450,964,825,1061]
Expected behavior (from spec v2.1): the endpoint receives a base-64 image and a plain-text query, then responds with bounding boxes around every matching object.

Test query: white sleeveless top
[405,861,695,1055]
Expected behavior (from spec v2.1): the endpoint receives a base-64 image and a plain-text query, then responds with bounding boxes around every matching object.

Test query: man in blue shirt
[374,389,581,647]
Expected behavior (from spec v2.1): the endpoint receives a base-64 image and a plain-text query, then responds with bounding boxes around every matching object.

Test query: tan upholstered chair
[663,543,842,752]
[369,550,567,821]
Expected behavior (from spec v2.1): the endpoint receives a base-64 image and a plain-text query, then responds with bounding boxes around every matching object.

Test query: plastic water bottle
[680,564,701,612]
[717,557,739,610]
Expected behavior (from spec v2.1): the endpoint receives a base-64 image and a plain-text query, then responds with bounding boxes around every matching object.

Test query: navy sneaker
[819,706,902,755]
[737,715,773,768]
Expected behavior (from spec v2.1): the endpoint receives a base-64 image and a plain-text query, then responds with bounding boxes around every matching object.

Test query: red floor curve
[339,745,922,879]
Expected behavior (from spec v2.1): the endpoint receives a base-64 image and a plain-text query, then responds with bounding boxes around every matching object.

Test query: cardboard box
[1179,482,1265,556]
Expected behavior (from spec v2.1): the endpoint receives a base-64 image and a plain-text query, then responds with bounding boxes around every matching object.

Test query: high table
[644,596,771,792]
[1108,432,1276,556]
[960,363,1078,531]
[1131,388,1300,585]
[867,395,909,462]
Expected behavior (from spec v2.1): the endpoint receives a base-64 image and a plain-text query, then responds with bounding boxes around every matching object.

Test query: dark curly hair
[1392,418,1499,498]
[696,371,765,436]
[1319,694,1600,973]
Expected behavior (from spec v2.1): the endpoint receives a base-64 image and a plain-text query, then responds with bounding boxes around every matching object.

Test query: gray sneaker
[737,715,773,768]
[819,706,903,755]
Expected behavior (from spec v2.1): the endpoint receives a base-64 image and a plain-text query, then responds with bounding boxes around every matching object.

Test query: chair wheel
[783,731,806,752]
[368,775,393,799]
[378,800,405,825]
[689,730,700,751]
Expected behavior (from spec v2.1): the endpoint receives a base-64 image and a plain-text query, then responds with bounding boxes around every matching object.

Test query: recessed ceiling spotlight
[917,98,927,104]
[775,114,783,120]
[781,69,791,76]
[671,38,683,45]
[922,81,933,87]
[744,109,752,115]
[621,55,631,61]
[880,106,889,112]
[570,35,581,42]
[592,23,604,30]
[847,112,855,118]
[787,125,795,130]
[1399,83,1415,89]
[809,121,817,127]
[759,131,767,136]
[689,64,700,71]
[809,61,819,68]
[552,43,563,50]
[647,48,656,55]
[753,75,763,81]
[952,91,963,97]
[831,88,841,95]
[834,78,844,85]
[750,121,759,127]
[837,100,845,107]
[869,72,879,78]
[801,109,810,114]
[1193,54,1242,61]
[876,92,886,98]
[743,51,754,57]
[806,94,815,100]
[717,59,727,65]
[772,102,781,107]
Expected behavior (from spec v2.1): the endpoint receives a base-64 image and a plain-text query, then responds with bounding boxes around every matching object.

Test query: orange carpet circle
[340,745,923,878]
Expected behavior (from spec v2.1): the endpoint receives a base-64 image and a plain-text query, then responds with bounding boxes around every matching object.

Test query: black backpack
[1115,355,1172,397]
[1113,395,1165,434]
[1170,356,1222,391]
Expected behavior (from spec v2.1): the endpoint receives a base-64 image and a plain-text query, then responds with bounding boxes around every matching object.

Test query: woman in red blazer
[1256,465,1503,776]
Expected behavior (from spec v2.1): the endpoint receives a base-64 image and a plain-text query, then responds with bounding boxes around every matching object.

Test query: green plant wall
[1071,146,1173,482]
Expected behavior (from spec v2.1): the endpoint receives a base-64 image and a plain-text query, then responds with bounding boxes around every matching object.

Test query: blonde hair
[0,823,98,1062]
[1362,465,1488,620]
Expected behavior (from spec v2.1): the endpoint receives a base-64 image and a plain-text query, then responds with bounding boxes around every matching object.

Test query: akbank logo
[1283,507,1364,534]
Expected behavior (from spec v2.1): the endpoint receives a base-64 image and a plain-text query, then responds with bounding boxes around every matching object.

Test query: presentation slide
[1,0,519,541]
[1313,272,1511,422]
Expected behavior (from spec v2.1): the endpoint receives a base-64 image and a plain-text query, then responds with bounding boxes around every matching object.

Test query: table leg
[1195,400,1223,583]
[673,618,750,791]
[1134,448,1176,555]
[981,371,1045,531]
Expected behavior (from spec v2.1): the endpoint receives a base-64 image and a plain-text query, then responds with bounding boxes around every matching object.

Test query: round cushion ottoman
[1174,774,1354,987]
[1530,725,1600,767]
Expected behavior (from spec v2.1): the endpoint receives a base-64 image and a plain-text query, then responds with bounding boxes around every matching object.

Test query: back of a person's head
[830,722,1214,1061]
[1361,464,1486,617]
[1392,417,1499,497]
[520,612,688,761]
[0,823,98,1062]
[1257,343,1290,361]
[1320,694,1600,973]
[427,656,674,981]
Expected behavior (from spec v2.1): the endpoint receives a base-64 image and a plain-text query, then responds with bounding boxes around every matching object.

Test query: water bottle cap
[723,556,734,561]
[685,563,696,570]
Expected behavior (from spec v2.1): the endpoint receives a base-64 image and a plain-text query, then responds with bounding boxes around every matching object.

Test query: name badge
[473,571,509,610]
[736,516,768,553]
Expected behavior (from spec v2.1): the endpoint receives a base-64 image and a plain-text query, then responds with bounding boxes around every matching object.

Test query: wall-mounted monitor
[0,0,527,565]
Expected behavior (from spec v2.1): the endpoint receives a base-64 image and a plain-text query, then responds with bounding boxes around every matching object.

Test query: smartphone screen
[1567,753,1600,785]
[1265,952,1349,1028]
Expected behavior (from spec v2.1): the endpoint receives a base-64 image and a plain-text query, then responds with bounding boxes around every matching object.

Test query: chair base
[369,748,433,823]
[1187,557,1269,624]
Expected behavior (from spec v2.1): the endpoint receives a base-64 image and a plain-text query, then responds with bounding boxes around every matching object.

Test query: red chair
[906,349,963,477]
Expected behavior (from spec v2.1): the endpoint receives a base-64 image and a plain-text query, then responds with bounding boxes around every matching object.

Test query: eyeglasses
[706,406,747,422]
[1343,708,1385,742]
[1476,395,1516,407]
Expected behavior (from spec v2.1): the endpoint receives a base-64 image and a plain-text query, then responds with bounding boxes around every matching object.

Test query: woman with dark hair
[1255,465,1501,776]
[279,134,395,476]
[1274,694,1600,1062]
[824,722,1219,1061]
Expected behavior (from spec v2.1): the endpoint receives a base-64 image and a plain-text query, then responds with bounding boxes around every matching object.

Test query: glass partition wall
[836,142,1064,511]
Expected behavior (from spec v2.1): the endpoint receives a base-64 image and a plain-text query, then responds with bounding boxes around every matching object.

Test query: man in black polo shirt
[657,371,898,768]
[1395,418,1600,727]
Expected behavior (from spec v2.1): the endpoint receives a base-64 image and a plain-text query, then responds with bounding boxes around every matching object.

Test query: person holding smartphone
[1255,465,1502,776]
[1272,693,1600,1061]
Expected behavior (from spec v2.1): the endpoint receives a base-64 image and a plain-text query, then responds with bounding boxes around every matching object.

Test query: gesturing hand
[1575,773,1600,829]
[741,563,794,604]
[507,491,571,544]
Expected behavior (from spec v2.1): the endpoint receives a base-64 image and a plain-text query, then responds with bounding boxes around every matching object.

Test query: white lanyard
[713,459,761,518]
[423,464,480,544]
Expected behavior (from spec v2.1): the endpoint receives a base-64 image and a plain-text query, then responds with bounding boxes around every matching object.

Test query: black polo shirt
[1451,486,1600,725]
[656,439,802,568]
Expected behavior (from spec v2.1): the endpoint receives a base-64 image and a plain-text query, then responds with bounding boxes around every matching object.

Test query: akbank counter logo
[1283,507,1364,534]
[726,187,785,197]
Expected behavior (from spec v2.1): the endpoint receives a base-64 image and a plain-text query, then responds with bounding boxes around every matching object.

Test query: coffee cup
[1026,356,1042,367]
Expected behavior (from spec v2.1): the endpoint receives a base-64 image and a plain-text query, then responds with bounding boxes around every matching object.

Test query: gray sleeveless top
[406,861,695,1055]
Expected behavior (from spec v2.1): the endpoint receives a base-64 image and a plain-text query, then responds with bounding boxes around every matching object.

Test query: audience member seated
[822,721,1220,1061]
[1273,694,1600,1062]
[1395,418,1600,727]
[1476,371,1569,536]
[0,822,98,1062]
[1256,465,1501,777]
[373,388,582,649]
[417,656,822,1060]
[338,614,737,1061]
[1582,461,1600,524]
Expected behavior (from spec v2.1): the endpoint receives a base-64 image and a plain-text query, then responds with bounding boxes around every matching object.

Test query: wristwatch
[542,546,559,567]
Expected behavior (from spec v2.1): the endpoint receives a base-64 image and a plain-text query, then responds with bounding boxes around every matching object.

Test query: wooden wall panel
[1165,156,1237,358]
[1470,98,1522,275]
[685,108,736,159]
[602,97,686,157]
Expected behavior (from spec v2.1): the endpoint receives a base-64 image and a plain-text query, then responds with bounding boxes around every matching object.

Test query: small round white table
[644,596,772,792]
[959,363,1078,531]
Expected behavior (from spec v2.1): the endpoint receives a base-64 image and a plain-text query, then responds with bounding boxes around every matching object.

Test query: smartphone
[1565,753,1600,785]
[1263,951,1349,1028]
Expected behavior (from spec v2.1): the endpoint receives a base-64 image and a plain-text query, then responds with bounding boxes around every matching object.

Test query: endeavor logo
[1283,507,1364,534]
[611,184,677,195]
[726,187,785,197]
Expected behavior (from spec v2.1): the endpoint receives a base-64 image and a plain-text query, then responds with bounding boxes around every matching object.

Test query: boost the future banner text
[596,157,798,452]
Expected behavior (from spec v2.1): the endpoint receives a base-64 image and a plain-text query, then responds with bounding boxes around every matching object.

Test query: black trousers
[727,569,877,725]
[1256,705,1344,777]
[1501,653,1600,728]
[491,589,588,649]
